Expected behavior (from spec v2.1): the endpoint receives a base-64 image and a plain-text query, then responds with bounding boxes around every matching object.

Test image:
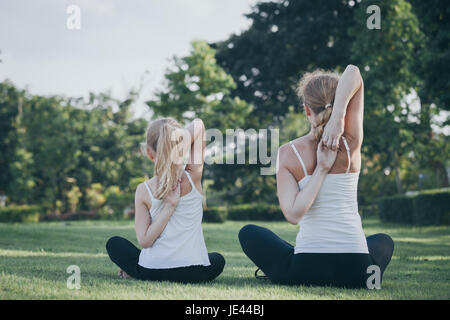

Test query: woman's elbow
[138,238,153,249]
[347,64,362,82]
[346,64,360,73]
[284,211,301,225]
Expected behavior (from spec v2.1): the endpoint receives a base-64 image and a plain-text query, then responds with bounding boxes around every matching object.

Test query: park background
[0,0,449,299]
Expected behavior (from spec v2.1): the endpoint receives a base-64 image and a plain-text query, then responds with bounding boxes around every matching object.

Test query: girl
[239,65,394,288]
[106,118,225,283]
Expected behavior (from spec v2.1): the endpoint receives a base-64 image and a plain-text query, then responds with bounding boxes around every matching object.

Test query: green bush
[412,189,450,225]
[0,205,42,223]
[359,204,378,218]
[378,189,450,225]
[66,185,82,213]
[203,206,228,223]
[228,203,285,221]
[104,186,133,219]
[378,195,414,223]
[85,183,106,211]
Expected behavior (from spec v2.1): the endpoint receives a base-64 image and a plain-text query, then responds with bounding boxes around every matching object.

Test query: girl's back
[138,170,210,269]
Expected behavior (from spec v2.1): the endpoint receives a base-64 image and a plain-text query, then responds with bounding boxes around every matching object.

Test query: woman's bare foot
[118,269,130,279]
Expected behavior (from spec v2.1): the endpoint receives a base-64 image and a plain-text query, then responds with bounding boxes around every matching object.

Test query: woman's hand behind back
[316,140,338,172]
[322,115,345,151]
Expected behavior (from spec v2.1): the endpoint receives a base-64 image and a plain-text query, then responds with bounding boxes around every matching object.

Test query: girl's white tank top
[138,170,211,269]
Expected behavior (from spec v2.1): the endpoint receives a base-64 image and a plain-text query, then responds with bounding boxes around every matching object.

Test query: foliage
[202,206,228,223]
[0,205,42,223]
[85,183,106,211]
[147,40,260,202]
[66,185,82,213]
[409,0,450,111]
[227,203,284,221]
[358,204,379,218]
[378,189,450,225]
[212,0,448,204]
[0,80,151,215]
[1,0,449,219]
[350,0,424,194]
[214,0,356,123]
[147,40,252,131]
[413,189,450,225]
[378,195,415,224]
[104,185,134,219]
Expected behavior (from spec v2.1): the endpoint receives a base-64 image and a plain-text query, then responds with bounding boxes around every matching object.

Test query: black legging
[106,236,225,283]
[239,224,394,288]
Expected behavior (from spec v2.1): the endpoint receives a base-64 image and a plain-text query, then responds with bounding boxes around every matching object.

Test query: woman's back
[283,133,360,181]
[281,134,368,253]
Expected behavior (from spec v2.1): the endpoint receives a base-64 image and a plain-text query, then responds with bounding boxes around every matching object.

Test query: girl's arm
[277,141,337,224]
[185,118,206,180]
[322,64,364,150]
[134,182,180,249]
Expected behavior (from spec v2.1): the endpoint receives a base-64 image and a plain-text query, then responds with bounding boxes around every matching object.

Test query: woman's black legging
[238,224,394,288]
[106,236,225,283]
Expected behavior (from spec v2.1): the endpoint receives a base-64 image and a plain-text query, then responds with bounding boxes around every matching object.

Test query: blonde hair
[146,118,183,199]
[296,70,339,141]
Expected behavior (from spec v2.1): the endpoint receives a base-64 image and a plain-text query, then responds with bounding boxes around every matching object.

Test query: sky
[0,0,261,118]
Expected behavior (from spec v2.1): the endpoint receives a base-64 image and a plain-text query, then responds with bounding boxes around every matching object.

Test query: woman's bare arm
[322,64,364,150]
[277,141,337,224]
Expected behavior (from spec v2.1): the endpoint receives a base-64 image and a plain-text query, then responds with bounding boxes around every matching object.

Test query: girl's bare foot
[118,269,130,279]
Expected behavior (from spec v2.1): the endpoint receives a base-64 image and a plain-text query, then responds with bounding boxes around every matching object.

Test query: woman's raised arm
[277,141,337,224]
[322,64,364,150]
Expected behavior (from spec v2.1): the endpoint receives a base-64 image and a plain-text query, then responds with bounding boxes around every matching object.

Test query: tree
[0,81,25,196]
[147,40,252,131]
[408,0,450,187]
[350,0,443,193]
[212,0,447,200]
[213,0,357,124]
[147,41,257,202]
[0,79,151,212]
[408,0,450,112]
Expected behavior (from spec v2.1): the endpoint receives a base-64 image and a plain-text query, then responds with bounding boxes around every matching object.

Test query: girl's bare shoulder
[135,177,157,207]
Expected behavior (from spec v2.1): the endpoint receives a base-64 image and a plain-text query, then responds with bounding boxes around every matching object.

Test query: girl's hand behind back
[165,180,181,208]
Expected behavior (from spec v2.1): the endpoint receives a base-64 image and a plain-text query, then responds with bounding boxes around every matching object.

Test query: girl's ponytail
[146,118,184,199]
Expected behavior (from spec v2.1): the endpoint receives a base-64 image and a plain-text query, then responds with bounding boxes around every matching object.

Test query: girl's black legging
[106,236,225,283]
[238,224,394,288]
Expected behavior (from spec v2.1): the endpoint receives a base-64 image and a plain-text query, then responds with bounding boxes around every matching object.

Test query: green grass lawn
[0,218,449,299]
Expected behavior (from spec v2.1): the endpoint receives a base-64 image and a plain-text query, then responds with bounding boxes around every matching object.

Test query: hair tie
[325,104,332,109]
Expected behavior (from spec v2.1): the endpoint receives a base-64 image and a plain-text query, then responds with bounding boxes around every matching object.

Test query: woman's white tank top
[138,170,211,269]
[289,138,369,254]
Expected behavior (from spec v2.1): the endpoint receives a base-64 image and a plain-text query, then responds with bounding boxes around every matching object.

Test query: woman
[106,118,225,283]
[239,65,394,288]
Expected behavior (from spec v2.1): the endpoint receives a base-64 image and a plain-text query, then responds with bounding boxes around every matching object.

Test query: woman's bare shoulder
[278,135,316,178]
